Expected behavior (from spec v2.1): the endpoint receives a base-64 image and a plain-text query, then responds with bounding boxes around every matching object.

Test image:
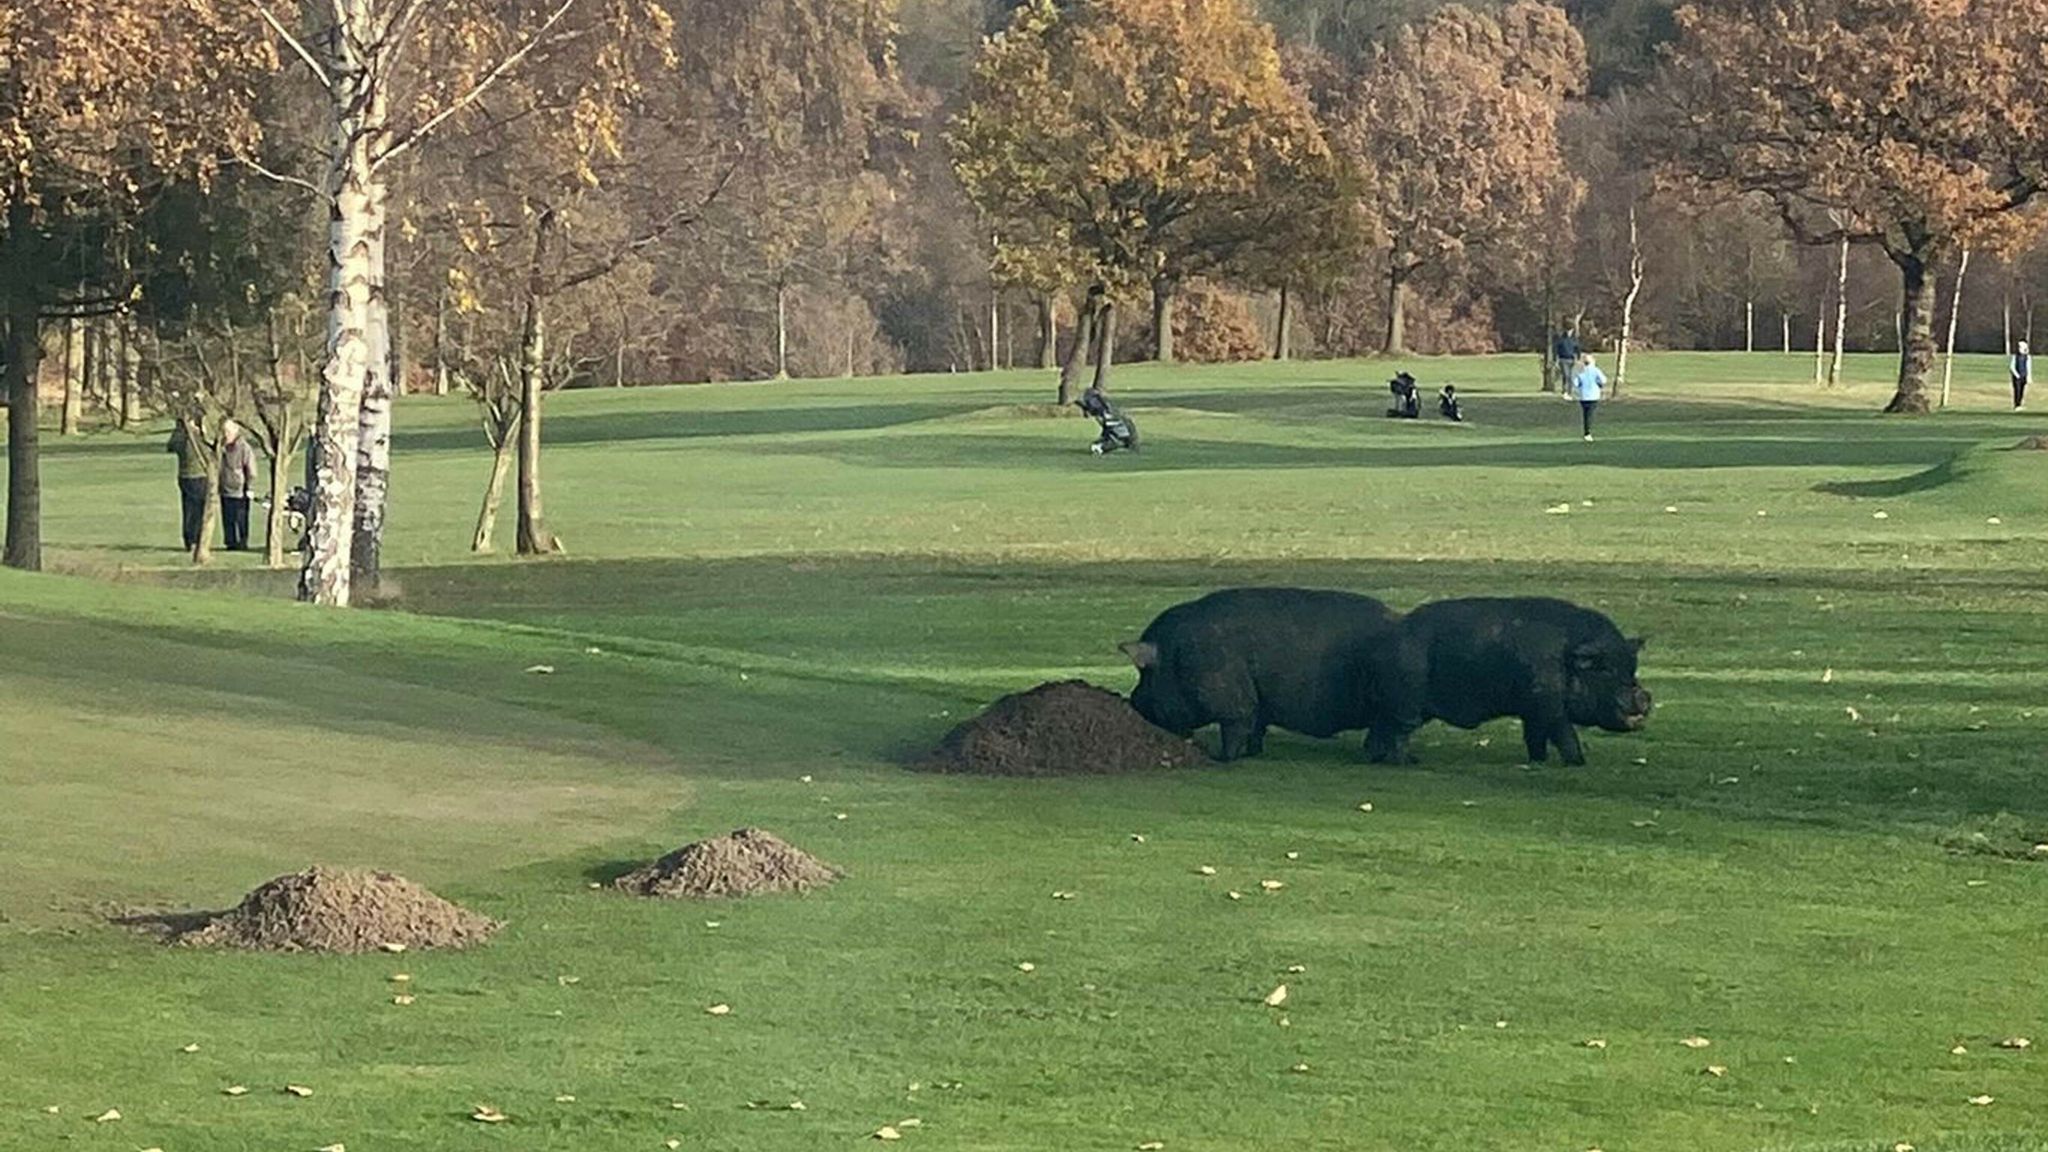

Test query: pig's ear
[1120,640,1159,669]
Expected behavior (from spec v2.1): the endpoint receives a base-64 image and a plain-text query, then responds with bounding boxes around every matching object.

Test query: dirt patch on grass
[1939,812,2048,862]
[2016,435,2048,451]
[144,866,498,953]
[920,680,1207,777]
[614,828,841,899]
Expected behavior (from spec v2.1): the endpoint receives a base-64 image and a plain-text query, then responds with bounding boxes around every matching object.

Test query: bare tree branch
[226,155,332,201]
[373,0,583,174]
[551,154,743,294]
[252,1,334,89]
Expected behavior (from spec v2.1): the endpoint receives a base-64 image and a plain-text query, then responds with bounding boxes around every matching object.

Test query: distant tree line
[6,0,2047,596]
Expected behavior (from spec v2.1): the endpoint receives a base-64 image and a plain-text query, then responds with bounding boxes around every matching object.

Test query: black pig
[1122,588,1400,761]
[1366,597,1651,766]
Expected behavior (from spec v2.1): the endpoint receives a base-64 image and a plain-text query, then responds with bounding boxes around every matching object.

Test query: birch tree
[251,0,675,604]
[1940,247,1970,409]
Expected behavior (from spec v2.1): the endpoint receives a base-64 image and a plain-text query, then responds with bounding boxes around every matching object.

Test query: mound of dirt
[614,828,841,899]
[167,866,498,954]
[921,680,1207,777]
[2017,435,2048,451]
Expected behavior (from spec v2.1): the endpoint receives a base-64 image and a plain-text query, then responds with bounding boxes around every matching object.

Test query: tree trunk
[1940,247,1970,409]
[434,284,451,396]
[1152,278,1176,363]
[119,321,142,427]
[1828,235,1849,389]
[191,471,219,566]
[1615,203,1643,395]
[61,319,83,436]
[774,279,790,380]
[989,285,1001,371]
[1036,292,1057,370]
[1273,283,1292,361]
[1781,312,1791,355]
[265,444,293,569]
[301,32,388,607]
[1813,304,1826,384]
[1385,268,1408,357]
[1092,301,1117,392]
[1057,288,1099,405]
[350,205,395,594]
[2,278,43,572]
[1883,246,1938,414]
[1744,298,1754,352]
[514,296,554,555]
[2002,283,2013,355]
[472,432,514,552]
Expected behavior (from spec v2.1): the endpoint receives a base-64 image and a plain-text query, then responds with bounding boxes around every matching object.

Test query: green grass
[3,351,2046,1151]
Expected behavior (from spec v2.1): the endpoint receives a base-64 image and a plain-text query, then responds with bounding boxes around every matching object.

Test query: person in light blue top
[2011,340,2030,410]
[1572,353,1607,441]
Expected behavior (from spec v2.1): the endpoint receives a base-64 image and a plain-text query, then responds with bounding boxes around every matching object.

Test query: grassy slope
[3,352,2046,1151]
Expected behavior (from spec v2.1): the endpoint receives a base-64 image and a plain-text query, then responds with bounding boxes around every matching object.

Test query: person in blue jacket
[1572,353,1608,441]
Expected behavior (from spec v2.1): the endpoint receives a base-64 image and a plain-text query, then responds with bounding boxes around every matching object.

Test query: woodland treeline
[4,0,2046,603]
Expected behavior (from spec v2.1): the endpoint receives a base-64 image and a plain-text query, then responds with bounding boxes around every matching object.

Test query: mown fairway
[3,352,2046,1152]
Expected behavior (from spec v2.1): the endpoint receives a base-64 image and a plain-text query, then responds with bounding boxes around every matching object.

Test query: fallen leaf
[1664,505,1679,513]
[1227,891,1243,901]
[1873,511,1890,520]
[898,1118,923,1129]
[672,1101,691,1110]
[705,1003,732,1016]
[223,1086,248,1097]
[1137,1143,1166,1151]
[1681,1037,1711,1049]
[1264,984,1289,1007]
[1495,1020,1509,1029]
[585,647,603,655]
[1285,851,1300,860]
[1999,1037,2032,1050]
[1894,1143,1915,1152]
[1703,1065,1727,1078]
[1821,668,1834,684]
[1130,834,1147,843]
[94,1109,121,1123]
[471,1105,508,1123]
[179,1043,200,1053]
[317,1145,346,1152]
[1583,1038,1608,1049]
[874,1126,903,1141]
[285,1085,313,1098]
[1845,706,1863,723]
[524,665,555,675]
[1988,517,2003,526]
[555,1095,576,1103]
[1016,962,1036,973]
[40,1106,57,1115]
[1546,503,1571,515]
[1952,1045,1969,1055]
[788,1100,807,1110]
[1196,865,1217,876]
[392,995,416,1006]
[380,942,407,954]
[1286,965,1306,974]
[389,973,411,983]
[1259,880,1285,892]
[834,813,849,821]
[1357,803,1374,813]
[666,1141,681,1150]
[1969,1095,1995,1106]
[1631,820,1657,828]
[1290,1062,1310,1073]
[705,921,721,929]
[800,774,814,783]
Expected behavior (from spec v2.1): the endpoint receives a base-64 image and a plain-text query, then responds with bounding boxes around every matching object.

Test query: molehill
[921,679,1207,777]
[614,828,841,898]
[165,866,498,954]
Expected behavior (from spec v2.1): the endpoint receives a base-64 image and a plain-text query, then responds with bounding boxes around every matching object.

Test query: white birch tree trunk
[1940,247,1970,409]
[1828,234,1849,389]
[1781,312,1790,354]
[1615,203,1644,393]
[774,279,790,380]
[1813,305,1826,384]
[61,319,83,436]
[300,3,389,607]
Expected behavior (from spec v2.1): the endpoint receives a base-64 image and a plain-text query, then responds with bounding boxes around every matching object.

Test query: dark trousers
[178,478,209,549]
[2015,375,2029,408]
[1580,400,1598,436]
[222,494,252,551]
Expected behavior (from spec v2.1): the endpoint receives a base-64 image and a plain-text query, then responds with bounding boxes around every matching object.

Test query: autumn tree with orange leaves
[0,0,271,572]
[950,0,1341,382]
[1340,2,1586,357]
[1652,0,2048,413]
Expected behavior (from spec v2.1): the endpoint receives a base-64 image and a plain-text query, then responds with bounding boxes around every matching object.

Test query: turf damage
[146,866,498,954]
